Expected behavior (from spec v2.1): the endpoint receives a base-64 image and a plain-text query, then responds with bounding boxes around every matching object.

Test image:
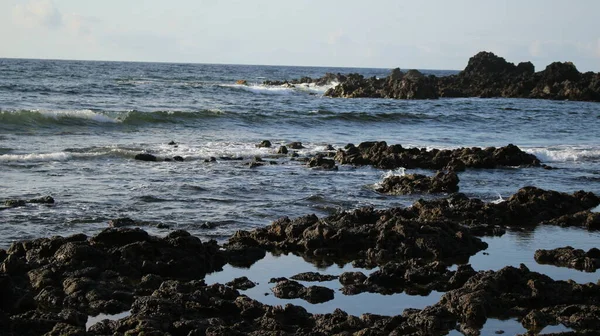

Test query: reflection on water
[467,225,600,283]
[205,252,443,316]
[447,318,572,336]
[86,310,131,330]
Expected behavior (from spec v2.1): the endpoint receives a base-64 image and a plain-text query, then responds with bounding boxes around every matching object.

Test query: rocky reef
[263,51,600,102]
[1,183,599,335]
[333,142,542,170]
[375,171,460,195]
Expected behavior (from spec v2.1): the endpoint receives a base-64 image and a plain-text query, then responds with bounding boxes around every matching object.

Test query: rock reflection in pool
[467,226,600,283]
[205,252,444,316]
[86,311,131,330]
[447,318,572,336]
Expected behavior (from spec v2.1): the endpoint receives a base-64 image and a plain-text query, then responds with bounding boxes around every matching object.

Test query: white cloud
[13,0,62,29]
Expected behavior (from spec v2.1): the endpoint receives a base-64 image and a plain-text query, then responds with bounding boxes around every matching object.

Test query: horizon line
[0,56,461,72]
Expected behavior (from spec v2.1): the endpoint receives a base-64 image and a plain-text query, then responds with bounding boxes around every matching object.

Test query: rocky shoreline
[1,182,599,335]
[259,52,600,102]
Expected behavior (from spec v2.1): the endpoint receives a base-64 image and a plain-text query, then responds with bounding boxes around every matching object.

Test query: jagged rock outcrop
[332,142,541,170]
[535,246,600,272]
[376,171,459,194]
[264,51,600,102]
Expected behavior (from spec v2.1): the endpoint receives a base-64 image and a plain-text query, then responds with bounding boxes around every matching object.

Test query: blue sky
[1,0,599,71]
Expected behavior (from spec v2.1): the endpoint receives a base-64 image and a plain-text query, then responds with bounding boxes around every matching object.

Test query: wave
[219,81,338,95]
[0,109,118,125]
[526,146,600,163]
[220,83,296,95]
[311,110,432,122]
[0,109,226,127]
[0,152,73,162]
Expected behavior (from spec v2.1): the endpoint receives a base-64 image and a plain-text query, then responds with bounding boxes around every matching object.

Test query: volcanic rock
[332,142,540,170]
[226,276,257,290]
[376,171,459,194]
[534,246,600,272]
[290,272,338,282]
[134,153,158,162]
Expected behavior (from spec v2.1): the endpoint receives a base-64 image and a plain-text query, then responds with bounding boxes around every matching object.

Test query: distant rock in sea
[264,51,600,102]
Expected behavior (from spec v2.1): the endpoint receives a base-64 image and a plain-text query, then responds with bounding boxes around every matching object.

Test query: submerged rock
[307,154,337,170]
[134,153,158,162]
[4,196,55,208]
[256,140,272,148]
[287,141,304,149]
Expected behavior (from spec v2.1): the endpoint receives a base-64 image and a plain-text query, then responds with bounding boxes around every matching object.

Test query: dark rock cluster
[225,186,599,269]
[3,196,54,208]
[225,206,489,267]
[270,279,335,304]
[376,171,459,194]
[318,51,600,102]
[0,228,225,334]
[333,141,541,170]
[535,246,600,272]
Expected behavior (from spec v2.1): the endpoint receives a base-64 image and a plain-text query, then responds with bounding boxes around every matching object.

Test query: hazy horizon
[1,0,599,72]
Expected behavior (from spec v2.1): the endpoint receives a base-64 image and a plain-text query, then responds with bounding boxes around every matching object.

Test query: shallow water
[205,252,444,316]
[469,226,600,283]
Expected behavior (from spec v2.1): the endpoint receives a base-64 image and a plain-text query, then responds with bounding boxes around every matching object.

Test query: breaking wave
[526,146,600,163]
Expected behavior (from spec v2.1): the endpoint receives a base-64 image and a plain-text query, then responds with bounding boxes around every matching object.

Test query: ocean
[0,58,599,248]
[2,58,600,332]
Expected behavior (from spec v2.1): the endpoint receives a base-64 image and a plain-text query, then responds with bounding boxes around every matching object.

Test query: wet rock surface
[3,196,55,209]
[439,264,600,332]
[226,276,257,290]
[376,171,459,194]
[3,184,600,334]
[226,205,489,266]
[312,51,600,102]
[271,279,335,304]
[534,247,600,272]
[332,141,541,170]
[290,271,338,282]
[0,228,225,334]
[340,260,476,296]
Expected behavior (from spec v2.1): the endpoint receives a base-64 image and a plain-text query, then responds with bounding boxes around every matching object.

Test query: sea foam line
[526,147,600,163]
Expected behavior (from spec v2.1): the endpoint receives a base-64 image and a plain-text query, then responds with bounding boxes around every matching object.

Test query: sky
[1,0,599,71]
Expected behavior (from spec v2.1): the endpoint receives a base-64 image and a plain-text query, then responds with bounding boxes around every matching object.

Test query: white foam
[221,81,339,95]
[221,84,294,95]
[34,109,119,123]
[373,168,406,189]
[490,193,505,204]
[0,152,72,162]
[526,146,600,163]
[295,81,339,94]
[152,141,325,161]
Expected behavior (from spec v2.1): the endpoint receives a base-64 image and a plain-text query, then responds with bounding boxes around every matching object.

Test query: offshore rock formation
[274,51,600,102]
[333,142,541,170]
